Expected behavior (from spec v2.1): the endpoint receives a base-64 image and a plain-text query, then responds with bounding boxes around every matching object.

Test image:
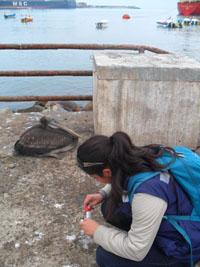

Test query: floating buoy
[122,14,131,20]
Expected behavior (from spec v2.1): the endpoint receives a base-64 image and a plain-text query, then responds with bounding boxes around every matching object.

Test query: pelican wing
[14,117,79,157]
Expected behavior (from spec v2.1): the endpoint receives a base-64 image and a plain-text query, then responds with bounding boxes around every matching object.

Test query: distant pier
[76,3,140,9]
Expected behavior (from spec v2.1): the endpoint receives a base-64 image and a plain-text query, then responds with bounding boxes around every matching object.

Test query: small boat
[157,16,200,29]
[182,17,191,25]
[157,18,182,28]
[182,18,200,26]
[96,20,108,29]
[157,20,171,27]
[157,17,173,27]
[21,16,33,23]
[122,14,131,20]
[4,13,16,19]
[190,18,200,25]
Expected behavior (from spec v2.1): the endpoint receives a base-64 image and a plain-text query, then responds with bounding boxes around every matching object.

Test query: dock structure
[93,52,200,148]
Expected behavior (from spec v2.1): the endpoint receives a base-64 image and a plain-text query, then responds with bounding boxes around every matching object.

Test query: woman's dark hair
[77,131,176,219]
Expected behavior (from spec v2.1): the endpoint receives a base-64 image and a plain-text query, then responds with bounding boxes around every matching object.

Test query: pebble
[8,163,16,169]
[54,203,64,209]
[65,234,76,242]
[15,243,20,249]
[3,193,9,199]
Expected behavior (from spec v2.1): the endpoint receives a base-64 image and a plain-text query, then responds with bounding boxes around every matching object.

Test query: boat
[4,13,16,18]
[178,0,200,16]
[122,14,131,19]
[190,18,200,24]
[157,17,183,28]
[21,16,33,22]
[182,17,192,25]
[157,16,200,28]
[96,20,108,29]
[156,17,173,27]
[181,17,200,25]
[0,0,76,9]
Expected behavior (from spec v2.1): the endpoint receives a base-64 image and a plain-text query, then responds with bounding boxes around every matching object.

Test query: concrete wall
[93,52,200,148]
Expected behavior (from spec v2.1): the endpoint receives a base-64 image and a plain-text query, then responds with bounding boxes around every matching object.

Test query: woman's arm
[99,184,112,199]
[93,193,167,261]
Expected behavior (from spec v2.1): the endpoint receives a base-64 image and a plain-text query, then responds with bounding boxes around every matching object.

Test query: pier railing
[0,44,169,102]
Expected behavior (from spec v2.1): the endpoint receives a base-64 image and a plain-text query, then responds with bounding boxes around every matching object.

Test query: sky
[77,0,178,9]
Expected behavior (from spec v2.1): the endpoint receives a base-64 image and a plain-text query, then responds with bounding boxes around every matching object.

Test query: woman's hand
[83,193,103,210]
[80,219,99,236]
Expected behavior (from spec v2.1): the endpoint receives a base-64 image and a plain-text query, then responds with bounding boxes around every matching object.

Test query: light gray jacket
[94,183,167,261]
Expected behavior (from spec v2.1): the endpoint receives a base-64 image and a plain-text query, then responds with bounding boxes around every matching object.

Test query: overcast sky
[77,0,178,9]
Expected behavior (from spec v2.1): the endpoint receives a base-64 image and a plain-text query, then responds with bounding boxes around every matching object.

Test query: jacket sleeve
[93,193,167,261]
[99,184,111,198]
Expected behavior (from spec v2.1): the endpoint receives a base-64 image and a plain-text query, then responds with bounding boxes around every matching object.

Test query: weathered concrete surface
[93,52,200,148]
[0,107,101,267]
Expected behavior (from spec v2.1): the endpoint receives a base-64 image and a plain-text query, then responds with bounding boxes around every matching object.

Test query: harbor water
[0,3,200,110]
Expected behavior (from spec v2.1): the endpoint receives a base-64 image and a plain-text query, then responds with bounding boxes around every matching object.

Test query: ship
[0,0,76,9]
[178,0,200,16]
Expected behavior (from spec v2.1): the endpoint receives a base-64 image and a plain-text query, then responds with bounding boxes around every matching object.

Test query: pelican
[14,116,80,158]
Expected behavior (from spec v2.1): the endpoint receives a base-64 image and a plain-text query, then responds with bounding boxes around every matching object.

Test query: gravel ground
[0,107,103,267]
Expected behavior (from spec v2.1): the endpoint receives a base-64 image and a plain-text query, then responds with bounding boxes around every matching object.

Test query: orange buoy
[122,14,131,20]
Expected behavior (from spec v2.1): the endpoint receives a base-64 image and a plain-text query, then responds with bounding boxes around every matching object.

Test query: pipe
[0,95,92,102]
[0,43,169,54]
[0,70,93,77]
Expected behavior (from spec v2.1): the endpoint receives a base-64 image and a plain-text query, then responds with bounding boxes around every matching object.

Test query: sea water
[0,4,199,110]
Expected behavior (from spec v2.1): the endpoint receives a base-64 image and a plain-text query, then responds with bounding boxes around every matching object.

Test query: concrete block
[93,52,200,148]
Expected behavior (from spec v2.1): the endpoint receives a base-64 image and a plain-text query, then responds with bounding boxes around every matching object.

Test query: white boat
[181,18,200,25]
[156,18,173,27]
[191,18,199,25]
[183,18,191,25]
[157,18,183,28]
[96,20,108,29]
[157,17,200,29]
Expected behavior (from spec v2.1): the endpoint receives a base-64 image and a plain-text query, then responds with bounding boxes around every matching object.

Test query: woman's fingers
[83,193,103,210]
[80,219,99,236]
[83,195,93,208]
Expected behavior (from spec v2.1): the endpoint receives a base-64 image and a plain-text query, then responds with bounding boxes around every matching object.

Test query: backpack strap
[166,215,200,222]
[128,171,161,203]
[164,214,200,267]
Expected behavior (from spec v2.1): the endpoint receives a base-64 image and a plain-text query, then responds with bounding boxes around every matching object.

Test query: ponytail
[106,132,143,218]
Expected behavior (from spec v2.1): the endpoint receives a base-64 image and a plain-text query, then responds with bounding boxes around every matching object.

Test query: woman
[77,132,200,267]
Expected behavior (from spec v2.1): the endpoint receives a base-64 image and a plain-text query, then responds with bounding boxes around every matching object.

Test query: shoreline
[77,5,140,9]
[0,100,93,113]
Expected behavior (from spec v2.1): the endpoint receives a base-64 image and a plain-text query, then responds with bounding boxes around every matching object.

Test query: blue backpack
[127,146,200,267]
